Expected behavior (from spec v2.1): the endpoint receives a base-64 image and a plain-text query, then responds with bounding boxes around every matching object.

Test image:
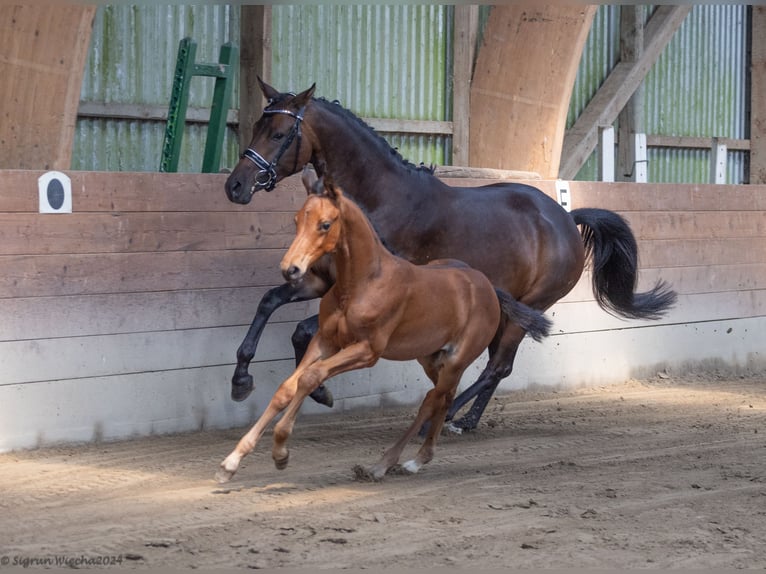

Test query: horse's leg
[446,325,525,433]
[232,282,323,402]
[291,314,333,407]
[270,340,379,470]
[217,337,324,483]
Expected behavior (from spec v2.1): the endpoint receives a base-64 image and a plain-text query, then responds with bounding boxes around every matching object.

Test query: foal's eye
[319,221,332,232]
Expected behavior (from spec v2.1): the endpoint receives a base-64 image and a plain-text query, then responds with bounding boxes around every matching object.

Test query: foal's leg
[217,338,324,483]
[291,314,334,407]
[270,341,379,471]
[358,360,457,481]
[401,365,462,475]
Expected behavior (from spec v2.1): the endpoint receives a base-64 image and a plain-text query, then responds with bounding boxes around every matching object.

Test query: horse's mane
[265,91,437,176]
[313,97,437,176]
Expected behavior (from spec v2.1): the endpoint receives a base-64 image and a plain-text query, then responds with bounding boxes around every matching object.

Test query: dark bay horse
[216,172,551,483]
[224,78,677,432]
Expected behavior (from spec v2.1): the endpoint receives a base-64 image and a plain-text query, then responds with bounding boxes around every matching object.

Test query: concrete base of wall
[2,315,762,453]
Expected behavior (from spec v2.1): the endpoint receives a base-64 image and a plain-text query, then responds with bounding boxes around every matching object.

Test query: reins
[242,105,306,192]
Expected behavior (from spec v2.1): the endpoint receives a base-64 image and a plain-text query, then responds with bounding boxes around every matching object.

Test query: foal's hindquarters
[216,261,500,484]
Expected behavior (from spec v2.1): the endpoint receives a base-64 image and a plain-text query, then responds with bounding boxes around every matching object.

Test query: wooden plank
[470,5,596,177]
[560,6,692,179]
[638,237,766,268]
[0,288,318,341]
[435,166,541,180]
[364,118,452,136]
[620,211,766,241]
[0,363,296,450]
[0,5,95,169]
[550,289,766,334]
[566,181,766,212]
[647,135,750,152]
[0,249,287,298]
[751,6,766,183]
[77,101,239,126]
[0,323,299,386]
[0,211,297,255]
[560,263,766,303]
[0,171,308,213]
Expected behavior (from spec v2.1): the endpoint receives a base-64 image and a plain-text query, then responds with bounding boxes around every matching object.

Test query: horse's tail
[495,288,552,342]
[571,207,677,320]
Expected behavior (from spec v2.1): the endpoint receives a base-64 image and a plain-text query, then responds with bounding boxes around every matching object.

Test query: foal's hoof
[231,375,254,402]
[215,467,235,484]
[309,385,334,408]
[352,464,387,482]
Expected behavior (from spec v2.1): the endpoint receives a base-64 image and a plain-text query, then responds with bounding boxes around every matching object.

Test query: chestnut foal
[216,172,550,483]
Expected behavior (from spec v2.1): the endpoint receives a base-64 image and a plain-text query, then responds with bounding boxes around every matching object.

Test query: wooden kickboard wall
[0,171,764,451]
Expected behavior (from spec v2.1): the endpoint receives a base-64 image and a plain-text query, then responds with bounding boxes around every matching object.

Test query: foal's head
[280,171,343,283]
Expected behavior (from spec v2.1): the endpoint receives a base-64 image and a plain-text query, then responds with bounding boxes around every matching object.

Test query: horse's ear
[310,176,324,196]
[323,177,342,202]
[301,164,318,193]
[257,76,281,103]
[293,83,316,108]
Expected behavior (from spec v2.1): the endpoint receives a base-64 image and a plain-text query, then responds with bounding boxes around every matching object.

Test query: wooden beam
[617,6,645,181]
[0,5,96,169]
[470,5,597,178]
[559,5,691,179]
[452,5,478,166]
[238,5,271,151]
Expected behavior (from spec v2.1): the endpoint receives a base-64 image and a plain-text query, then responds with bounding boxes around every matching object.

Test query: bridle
[242,104,306,192]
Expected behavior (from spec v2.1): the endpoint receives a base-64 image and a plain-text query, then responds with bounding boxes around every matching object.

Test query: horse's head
[281,174,343,283]
[225,78,316,204]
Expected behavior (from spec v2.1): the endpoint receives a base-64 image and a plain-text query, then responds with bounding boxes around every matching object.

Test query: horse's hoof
[310,385,334,408]
[449,416,476,434]
[215,467,235,484]
[274,453,289,470]
[352,464,385,482]
[231,375,254,402]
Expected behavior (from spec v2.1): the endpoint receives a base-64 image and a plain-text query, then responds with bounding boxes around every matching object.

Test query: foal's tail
[495,289,552,342]
[571,208,677,320]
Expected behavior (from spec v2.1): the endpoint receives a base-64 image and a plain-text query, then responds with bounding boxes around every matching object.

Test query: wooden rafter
[559,5,692,180]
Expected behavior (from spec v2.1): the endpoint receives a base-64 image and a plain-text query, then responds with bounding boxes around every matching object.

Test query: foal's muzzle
[282,264,304,283]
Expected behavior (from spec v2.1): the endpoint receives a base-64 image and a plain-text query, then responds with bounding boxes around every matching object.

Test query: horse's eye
[319,221,332,232]
[272,132,285,142]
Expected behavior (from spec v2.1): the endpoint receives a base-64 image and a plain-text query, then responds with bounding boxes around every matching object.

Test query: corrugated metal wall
[73,5,450,172]
[568,5,748,183]
[644,4,748,184]
[73,5,749,182]
[73,5,240,172]
[269,5,451,166]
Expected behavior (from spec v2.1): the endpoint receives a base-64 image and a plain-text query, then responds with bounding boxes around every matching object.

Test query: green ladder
[160,37,238,173]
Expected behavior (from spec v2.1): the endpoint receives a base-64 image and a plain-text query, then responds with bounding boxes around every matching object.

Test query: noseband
[242,105,306,192]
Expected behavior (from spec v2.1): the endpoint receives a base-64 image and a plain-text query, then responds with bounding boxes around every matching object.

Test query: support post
[599,125,615,182]
[710,137,727,184]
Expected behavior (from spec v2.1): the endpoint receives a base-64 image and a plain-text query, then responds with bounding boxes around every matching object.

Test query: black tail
[571,208,677,320]
[495,288,552,342]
